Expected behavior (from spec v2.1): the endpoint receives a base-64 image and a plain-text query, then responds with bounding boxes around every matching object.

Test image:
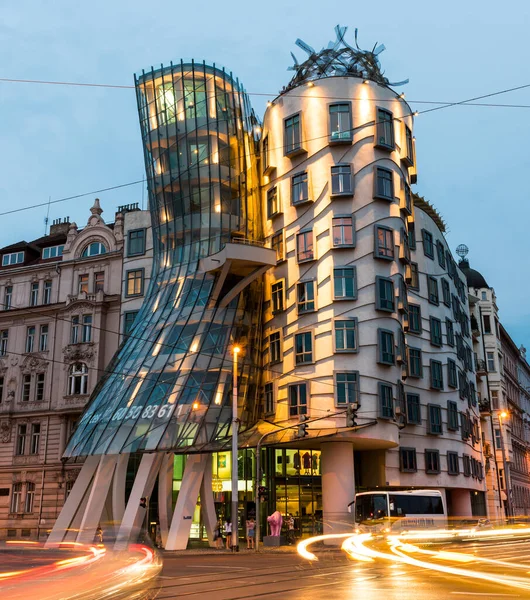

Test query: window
[425,449,441,473]
[495,428,502,449]
[82,315,92,343]
[16,424,27,455]
[379,382,394,419]
[463,455,471,477]
[126,269,144,297]
[94,272,104,293]
[22,374,31,402]
[446,319,455,347]
[65,480,74,499]
[39,325,48,352]
[288,383,308,417]
[0,330,8,355]
[405,183,414,214]
[10,483,22,513]
[332,216,355,247]
[375,108,394,149]
[427,276,439,305]
[25,326,35,353]
[481,291,487,301]
[335,319,358,352]
[291,172,309,205]
[43,280,52,305]
[4,286,12,309]
[408,304,422,334]
[331,165,353,196]
[408,347,423,378]
[78,274,89,294]
[404,125,414,166]
[422,230,434,259]
[448,401,459,431]
[271,281,285,313]
[71,316,80,344]
[430,317,443,347]
[409,262,419,290]
[329,103,352,141]
[294,332,313,365]
[430,360,444,390]
[269,331,281,364]
[81,242,107,258]
[441,279,451,307]
[378,329,395,365]
[262,136,270,172]
[69,363,88,395]
[436,241,446,269]
[406,393,421,425]
[408,222,416,250]
[400,448,417,472]
[483,315,492,334]
[267,186,280,217]
[123,311,138,337]
[448,358,458,388]
[428,404,443,434]
[30,282,39,306]
[447,452,459,475]
[264,382,275,414]
[376,277,395,312]
[374,167,394,200]
[334,267,356,299]
[296,230,314,262]
[487,352,495,372]
[271,231,284,261]
[491,390,499,410]
[374,226,394,260]
[35,373,45,402]
[284,113,302,155]
[42,245,64,260]
[2,251,24,266]
[30,423,40,454]
[24,482,35,513]
[127,229,146,256]
[335,372,359,406]
[297,281,316,314]
[0,376,3,402]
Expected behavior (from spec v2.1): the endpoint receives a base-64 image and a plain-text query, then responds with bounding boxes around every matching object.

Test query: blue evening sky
[1,0,528,347]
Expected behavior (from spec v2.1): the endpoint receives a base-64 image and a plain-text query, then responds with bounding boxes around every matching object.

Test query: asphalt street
[157,539,530,600]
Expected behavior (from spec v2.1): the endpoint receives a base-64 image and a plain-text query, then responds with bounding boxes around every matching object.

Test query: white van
[354,489,447,532]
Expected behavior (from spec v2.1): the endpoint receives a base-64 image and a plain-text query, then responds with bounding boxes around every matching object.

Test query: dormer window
[42,245,64,260]
[81,242,107,258]
[2,252,24,266]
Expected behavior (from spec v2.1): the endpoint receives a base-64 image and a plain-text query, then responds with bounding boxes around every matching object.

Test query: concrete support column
[321,442,355,537]
[111,453,129,524]
[450,489,473,517]
[158,452,175,548]
[199,453,217,548]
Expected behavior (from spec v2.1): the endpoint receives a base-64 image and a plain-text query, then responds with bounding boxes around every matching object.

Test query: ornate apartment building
[0,200,151,539]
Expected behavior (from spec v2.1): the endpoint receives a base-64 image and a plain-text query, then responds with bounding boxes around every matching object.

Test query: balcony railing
[475,358,487,373]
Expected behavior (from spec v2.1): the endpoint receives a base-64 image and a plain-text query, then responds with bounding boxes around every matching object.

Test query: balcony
[479,398,491,414]
[475,358,487,377]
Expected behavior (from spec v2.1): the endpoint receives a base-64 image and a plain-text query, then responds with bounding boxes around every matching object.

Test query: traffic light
[346,402,358,428]
[296,414,309,438]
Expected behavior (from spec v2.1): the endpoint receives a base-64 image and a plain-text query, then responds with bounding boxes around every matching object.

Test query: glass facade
[65,61,263,457]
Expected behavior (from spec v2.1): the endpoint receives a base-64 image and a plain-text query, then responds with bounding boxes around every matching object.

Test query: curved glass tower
[65,61,268,457]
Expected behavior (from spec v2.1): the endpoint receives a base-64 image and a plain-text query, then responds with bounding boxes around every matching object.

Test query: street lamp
[498,410,513,520]
[231,345,241,552]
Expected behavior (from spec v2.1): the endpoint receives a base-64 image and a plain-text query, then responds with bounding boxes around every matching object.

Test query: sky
[1,0,529,347]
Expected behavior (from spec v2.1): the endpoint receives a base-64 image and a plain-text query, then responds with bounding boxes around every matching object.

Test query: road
[157,536,530,599]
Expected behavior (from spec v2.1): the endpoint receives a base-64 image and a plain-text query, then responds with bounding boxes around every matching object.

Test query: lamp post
[498,410,513,520]
[231,345,241,552]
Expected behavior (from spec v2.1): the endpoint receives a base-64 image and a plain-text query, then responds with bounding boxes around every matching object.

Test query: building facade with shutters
[0,200,125,539]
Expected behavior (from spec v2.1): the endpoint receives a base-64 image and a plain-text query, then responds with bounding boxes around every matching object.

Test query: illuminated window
[374,167,394,200]
[329,103,352,142]
[81,242,107,258]
[332,216,355,247]
[156,82,177,125]
[296,230,314,262]
[183,79,207,119]
[78,274,89,294]
[331,165,353,196]
[126,269,144,297]
[375,108,394,149]
[94,272,104,293]
[374,226,394,260]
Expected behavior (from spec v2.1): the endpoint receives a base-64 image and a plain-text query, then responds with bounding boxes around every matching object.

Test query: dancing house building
[49,26,487,550]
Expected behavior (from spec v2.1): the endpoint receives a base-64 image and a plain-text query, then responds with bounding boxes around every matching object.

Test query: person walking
[214,519,224,549]
[286,514,295,545]
[224,518,232,549]
[246,517,255,549]
[95,525,103,544]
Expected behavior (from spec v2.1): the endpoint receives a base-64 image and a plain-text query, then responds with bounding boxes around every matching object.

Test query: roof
[459,258,489,289]
[0,240,30,253]
[412,193,446,233]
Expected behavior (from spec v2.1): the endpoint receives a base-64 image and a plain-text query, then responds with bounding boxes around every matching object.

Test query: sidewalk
[161,540,342,557]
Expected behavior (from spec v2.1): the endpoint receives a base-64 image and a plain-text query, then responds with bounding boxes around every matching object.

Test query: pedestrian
[286,514,295,545]
[224,518,232,549]
[95,525,103,544]
[214,520,224,549]
[246,517,255,549]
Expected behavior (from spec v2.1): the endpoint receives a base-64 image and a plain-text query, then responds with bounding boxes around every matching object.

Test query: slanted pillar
[158,452,175,548]
[321,442,355,539]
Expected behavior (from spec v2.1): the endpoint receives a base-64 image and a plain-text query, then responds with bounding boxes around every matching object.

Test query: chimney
[49,217,71,236]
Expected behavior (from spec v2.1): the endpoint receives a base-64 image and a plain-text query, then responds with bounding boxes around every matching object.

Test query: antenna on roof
[44,195,51,235]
